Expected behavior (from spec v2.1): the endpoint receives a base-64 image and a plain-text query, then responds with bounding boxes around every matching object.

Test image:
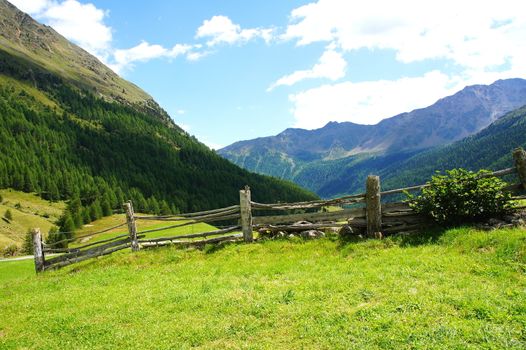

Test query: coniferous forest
[0,50,317,235]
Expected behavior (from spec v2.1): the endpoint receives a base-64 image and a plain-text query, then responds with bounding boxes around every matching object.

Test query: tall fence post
[513,147,526,189]
[366,175,382,238]
[239,186,253,242]
[32,228,45,273]
[124,200,139,252]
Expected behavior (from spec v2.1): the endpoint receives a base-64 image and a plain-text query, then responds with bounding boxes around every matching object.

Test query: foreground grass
[0,226,525,349]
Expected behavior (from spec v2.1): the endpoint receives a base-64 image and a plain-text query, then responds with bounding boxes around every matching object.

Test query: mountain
[219,78,526,196]
[0,0,317,233]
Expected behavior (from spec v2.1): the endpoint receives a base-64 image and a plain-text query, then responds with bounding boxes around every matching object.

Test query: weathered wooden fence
[32,147,526,272]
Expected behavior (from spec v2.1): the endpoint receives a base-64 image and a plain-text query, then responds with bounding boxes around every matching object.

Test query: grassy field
[0,226,525,349]
[0,189,65,250]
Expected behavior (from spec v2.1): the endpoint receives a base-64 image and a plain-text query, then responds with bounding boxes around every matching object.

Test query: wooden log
[252,207,365,225]
[134,205,240,220]
[240,186,253,242]
[32,228,45,273]
[137,213,241,235]
[124,201,139,252]
[45,237,132,265]
[513,147,526,189]
[251,197,364,211]
[136,226,240,243]
[66,233,129,251]
[134,207,240,222]
[257,223,348,232]
[44,243,130,271]
[44,221,128,248]
[250,193,365,211]
[140,233,243,248]
[366,175,382,238]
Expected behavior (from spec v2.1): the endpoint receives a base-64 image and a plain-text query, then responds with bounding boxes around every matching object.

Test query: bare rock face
[476,210,526,230]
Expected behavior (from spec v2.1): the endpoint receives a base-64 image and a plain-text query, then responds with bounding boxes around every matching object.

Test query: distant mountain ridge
[219,78,526,196]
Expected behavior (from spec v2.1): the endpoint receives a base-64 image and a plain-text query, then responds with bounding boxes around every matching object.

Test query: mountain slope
[219,79,526,196]
[0,0,173,124]
[0,1,317,232]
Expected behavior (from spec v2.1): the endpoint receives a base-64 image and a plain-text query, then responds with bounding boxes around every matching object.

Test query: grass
[0,226,525,349]
[0,189,65,250]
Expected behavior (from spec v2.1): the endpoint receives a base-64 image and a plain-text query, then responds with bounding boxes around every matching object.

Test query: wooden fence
[32,147,526,273]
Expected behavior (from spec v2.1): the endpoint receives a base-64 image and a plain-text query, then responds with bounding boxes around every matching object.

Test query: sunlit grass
[1,226,525,349]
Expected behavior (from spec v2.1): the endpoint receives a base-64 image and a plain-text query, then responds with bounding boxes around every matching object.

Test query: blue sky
[11,0,526,149]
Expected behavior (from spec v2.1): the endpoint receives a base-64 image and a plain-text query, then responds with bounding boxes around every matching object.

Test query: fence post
[239,186,253,242]
[124,200,139,252]
[366,175,382,238]
[32,228,45,273]
[513,147,526,189]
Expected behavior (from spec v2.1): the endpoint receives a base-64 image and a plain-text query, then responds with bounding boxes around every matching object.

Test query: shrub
[1,244,18,257]
[407,169,512,226]
[4,209,13,221]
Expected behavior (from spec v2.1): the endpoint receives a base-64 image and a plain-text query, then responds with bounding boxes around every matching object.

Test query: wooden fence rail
[32,147,526,273]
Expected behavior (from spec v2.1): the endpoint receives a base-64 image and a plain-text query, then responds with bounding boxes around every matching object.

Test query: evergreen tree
[4,209,12,221]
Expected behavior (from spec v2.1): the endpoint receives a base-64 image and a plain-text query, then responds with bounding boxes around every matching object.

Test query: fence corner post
[32,228,45,273]
[366,175,382,238]
[513,147,526,189]
[124,200,139,252]
[239,186,253,243]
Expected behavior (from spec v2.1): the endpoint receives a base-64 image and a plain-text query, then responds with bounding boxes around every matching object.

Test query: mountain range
[0,0,317,233]
[219,78,526,197]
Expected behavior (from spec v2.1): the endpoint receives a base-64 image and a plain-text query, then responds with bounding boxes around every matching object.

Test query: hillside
[219,79,526,196]
[0,189,65,250]
[0,0,317,235]
[0,0,172,124]
[1,227,525,348]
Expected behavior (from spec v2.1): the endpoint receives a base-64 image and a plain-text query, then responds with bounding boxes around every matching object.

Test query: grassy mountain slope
[381,104,526,189]
[219,79,526,196]
[1,227,525,348]
[0,189,65,250]
[0,0,171,123]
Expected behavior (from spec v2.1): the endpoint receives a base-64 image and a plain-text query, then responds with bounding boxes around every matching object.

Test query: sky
[9,0,526,149]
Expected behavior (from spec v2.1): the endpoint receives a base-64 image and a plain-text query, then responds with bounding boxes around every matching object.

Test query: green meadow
[1,226,525,349]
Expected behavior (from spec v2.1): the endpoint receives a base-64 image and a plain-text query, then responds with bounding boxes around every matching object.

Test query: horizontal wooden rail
[134,207,240,222]
[137,225,241,243]
[140,233,243,248]
[137,213,241,235]
[253,207,365,225]
[44,244,130,271]
[134,205,240,220]
[255,223,348,231]
[44,222,128,247]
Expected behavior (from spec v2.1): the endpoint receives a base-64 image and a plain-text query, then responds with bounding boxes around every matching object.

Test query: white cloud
[111,42,193,73]
[289,71,463,129]
[268,48,347,90]
[196,15,273,46]
[9,0,51,14]
[11,0,113,58]
[283,0,526,72]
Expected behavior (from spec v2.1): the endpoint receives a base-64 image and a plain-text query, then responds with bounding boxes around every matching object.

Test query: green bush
[4,209,12,221]
[407,169,512,225]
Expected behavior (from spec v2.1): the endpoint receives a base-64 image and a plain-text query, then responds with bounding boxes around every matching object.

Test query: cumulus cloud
[196,15,273,46]
[289,71,461,129]
[283,0,526,71]
[268,48,347,90]
[110,42,194,73]
[11,0,112,58]
[281,0,526,129]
